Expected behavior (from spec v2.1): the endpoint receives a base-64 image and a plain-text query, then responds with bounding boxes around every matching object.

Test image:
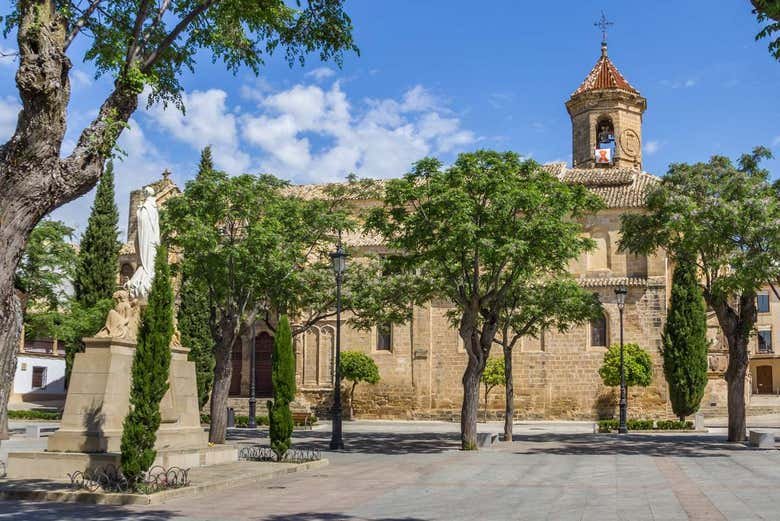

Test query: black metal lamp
[329,236,347,450]
[614,285,628,434]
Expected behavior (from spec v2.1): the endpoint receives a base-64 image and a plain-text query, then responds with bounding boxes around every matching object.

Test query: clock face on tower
[619,129,640,158]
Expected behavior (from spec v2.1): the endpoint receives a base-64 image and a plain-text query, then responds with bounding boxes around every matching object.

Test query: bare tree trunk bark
[209,342,232,444]
[0,2,140,434]
[503,343,513,442]
[461,354,483,450]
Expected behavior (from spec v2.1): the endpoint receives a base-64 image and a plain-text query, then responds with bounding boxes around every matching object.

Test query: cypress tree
[74,160,120,308]
[178,270,215,410]
[662,260,709,421]
[267,315,295,460]
[120,245,174,487]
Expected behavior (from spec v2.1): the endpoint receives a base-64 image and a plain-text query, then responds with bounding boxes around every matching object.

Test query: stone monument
[8,186,235,480]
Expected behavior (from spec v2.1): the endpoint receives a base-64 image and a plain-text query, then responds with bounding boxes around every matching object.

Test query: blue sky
[0,1,778,238]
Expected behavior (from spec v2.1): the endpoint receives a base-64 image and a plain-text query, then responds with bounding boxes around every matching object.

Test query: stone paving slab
[0,459,328,506]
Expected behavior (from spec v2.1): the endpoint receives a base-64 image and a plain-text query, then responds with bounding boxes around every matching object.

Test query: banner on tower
[595,148,612,164]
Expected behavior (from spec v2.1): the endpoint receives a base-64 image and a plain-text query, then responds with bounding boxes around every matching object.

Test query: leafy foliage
[163,149,356,442]
[340,351,380,386]
[599,343,653,388]
[752,0,780,61]
[480,357,504,422]
[268,315,295,460]
[15,219,77,314]
[340,350,380,419]
[178,271,215,411]
[120,245,174,487]
[3,1,358,109]
[74,161,120,308]
[619,147,779,440]
[662,260,709,421]
[365,150,602,447]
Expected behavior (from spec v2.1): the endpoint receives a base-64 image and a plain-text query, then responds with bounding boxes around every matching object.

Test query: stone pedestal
[47,336,207,452]
[8,336,225,480]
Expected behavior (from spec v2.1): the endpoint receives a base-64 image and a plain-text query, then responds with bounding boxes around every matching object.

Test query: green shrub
[8,410,61,421]
[656,420,693,430]
[597,419,618,433]
[627,419,654,431]
[268,316,295,459]
[599,343,653,388]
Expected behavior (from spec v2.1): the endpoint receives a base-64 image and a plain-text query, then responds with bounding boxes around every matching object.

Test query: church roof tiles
[572,48,640,96]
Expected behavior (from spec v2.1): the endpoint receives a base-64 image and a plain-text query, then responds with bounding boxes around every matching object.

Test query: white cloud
[305,67,336,81]
[71,69,93,87]
[0,96,20,141]
[644,140,662,155]
[146,89,250,173]
[660,79,697,89]
[0,46,17,67]
[241,82,475,182]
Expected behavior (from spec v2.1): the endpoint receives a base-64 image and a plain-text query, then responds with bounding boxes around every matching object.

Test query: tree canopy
[619,147,779,441]
[752,0,780,61]
[599,343,653,388]
[365,150,602,448]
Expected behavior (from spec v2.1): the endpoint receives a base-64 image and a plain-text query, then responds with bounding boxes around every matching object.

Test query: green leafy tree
[480,357,504,423]
[663,260,709,421]
[752,0,780,60]
[599,343,653,389]
[268,315,295,460]
[493,278,601,440]
[164,162,354,443]
[619,147,780,442]
[120,245,174,488]
[366,151,602,449]
[340,351,380,419]
[15,220,77,316]
[74,160,120,308]
[178,271,215,411]
[0,0,358,450]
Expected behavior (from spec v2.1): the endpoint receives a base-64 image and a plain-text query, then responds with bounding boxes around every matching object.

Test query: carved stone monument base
[7,336,232,480]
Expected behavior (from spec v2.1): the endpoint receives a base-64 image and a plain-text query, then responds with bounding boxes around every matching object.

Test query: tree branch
[64,0,103,51]
[126,0,152,67]
[141,0,221,72]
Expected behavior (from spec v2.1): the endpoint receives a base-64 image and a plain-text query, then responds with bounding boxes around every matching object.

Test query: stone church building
[121,41,780,421]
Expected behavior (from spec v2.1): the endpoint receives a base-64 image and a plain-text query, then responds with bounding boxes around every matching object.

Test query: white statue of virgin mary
[125,186,160,300]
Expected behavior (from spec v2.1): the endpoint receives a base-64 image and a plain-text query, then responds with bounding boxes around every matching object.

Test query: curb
[0,459,328,506]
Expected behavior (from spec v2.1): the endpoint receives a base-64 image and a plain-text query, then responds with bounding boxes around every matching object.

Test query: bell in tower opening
[565,19,646,170]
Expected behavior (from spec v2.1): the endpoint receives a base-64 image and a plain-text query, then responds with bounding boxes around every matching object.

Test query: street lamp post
[329,234,347,450]
[615,285,628,434]
[248,320,257,429]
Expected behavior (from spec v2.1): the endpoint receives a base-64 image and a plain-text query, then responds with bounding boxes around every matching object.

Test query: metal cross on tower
[594,11,614,45]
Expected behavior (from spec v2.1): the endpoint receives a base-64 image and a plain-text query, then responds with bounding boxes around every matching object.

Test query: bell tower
[565,16,646,170]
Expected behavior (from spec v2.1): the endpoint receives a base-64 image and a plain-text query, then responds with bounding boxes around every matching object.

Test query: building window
[32,366,47,389]
[591,315,607,347]
[758,294,770,314]
[758,330,773,354]
[377,323,392,351]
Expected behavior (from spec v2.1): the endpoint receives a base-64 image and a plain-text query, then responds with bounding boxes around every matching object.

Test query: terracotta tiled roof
[572,48,639,96]
[577,276,648,288]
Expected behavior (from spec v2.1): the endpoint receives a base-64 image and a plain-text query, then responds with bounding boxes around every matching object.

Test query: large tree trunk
[208,315,241,443]
[0,2,139,436]
[461,353,483,450]
[503,343,513,442]
[711,292,756,443]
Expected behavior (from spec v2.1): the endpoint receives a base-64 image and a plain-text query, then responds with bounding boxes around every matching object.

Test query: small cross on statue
[594,11,614,45]
[162,168,171,181]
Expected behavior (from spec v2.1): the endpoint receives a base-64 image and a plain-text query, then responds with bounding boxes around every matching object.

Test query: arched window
[120,263,134,285]
[596,117,614,148]
[591,315,608,347]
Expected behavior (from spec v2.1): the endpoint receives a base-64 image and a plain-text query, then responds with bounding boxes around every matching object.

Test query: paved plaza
[2,420,780,520]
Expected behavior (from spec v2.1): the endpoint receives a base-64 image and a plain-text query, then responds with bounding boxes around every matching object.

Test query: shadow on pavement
[228,428,462,455]
[511,432,743,457]
[0,500,174,521]
[261,514,427,521]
